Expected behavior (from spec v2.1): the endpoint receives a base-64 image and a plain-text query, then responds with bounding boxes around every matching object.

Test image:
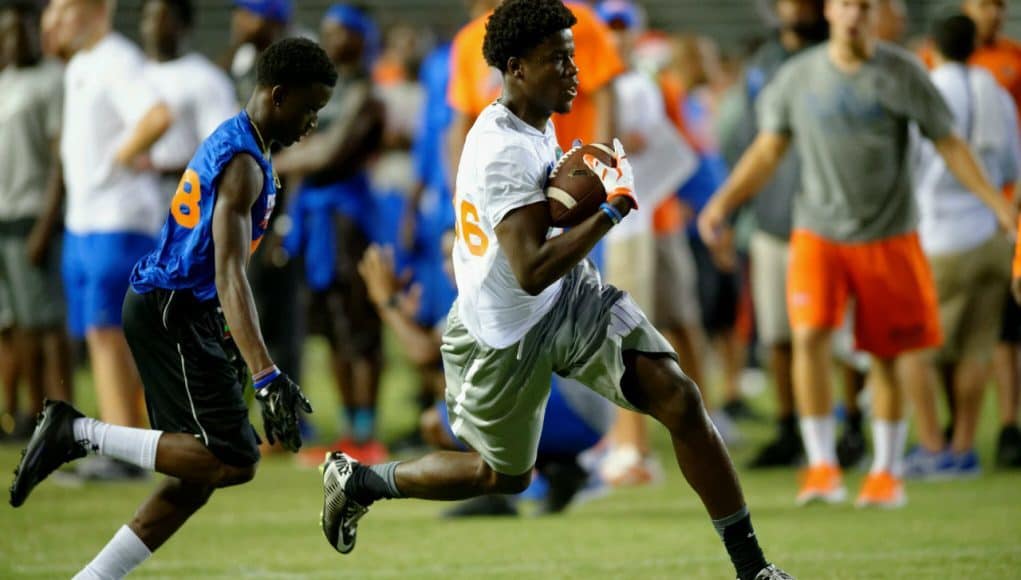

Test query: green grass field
[1,338,1020,579]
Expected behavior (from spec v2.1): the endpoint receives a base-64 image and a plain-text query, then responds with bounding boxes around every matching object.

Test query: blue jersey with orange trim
[131,111,277,302]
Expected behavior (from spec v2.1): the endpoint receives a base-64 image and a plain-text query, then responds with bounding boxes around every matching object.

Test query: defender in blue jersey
[10,38,336,578]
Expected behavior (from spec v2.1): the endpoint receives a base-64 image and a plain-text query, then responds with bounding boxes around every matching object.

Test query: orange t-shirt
[446,2,624,150]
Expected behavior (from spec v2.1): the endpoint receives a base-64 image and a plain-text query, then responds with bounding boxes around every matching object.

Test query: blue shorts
[62,232,156,338]
[437,378,606,458]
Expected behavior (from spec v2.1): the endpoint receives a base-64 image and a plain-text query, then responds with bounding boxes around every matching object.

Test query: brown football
[546,143,616,228]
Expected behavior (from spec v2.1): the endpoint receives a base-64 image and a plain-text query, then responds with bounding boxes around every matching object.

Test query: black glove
[255,373,313,452]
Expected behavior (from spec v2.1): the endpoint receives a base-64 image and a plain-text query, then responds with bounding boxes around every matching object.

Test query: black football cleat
[320,452,369,554]
[747,564,795,579]
[10,400,87,507]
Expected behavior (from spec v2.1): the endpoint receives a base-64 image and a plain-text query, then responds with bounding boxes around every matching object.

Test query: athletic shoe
[538,458,589,514]
[747,564,795,579]
[903,445,947,480]
[748,428,803,469]
[722,399,764,423]
[320,451,369,554]
[76,456,149,482]
[855,471,905,509]
[9,400,87,507]
[836,423,866,469]
[442,495,518,518]
[338,438,388,465]
[795,463,846,506]
[947,449,981,479]
[995,425,1021,468]
[599,445,655,487]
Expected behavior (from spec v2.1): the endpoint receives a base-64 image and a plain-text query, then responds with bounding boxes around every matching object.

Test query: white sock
[799,416,837,467]
[870,419,908,476]
[73,525,152,579]
[73,418,162,471]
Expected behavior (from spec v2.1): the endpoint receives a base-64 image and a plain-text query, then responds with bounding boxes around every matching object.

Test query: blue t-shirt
[131,111,277,301]
[413,43,454,199]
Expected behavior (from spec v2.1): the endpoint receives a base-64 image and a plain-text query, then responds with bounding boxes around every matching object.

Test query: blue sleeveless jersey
[130,111,277,302]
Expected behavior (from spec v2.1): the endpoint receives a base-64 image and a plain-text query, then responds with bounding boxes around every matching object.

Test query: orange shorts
[787,229,942,358]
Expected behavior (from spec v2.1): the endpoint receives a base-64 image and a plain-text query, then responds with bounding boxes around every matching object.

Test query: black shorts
[689,234,740,335]
[305,213,381,358]
[1001,288,1021,343]
[123,288,260,466]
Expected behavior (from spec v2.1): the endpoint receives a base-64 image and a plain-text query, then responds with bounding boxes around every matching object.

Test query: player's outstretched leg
[320,449,531,554]
[11,399,258,576]
[619,352,793,580]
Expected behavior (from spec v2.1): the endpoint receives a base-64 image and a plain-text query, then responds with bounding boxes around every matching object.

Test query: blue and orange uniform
[123,110,277,467]
[132,110,277,300]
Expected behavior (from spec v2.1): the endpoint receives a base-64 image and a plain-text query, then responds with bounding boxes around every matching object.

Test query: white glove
[582,138,638,210]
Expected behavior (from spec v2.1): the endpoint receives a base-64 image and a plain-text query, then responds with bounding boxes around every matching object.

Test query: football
[546,143,616,227]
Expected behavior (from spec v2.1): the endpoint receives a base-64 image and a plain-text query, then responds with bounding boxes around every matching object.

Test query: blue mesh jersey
[131,111,277,302]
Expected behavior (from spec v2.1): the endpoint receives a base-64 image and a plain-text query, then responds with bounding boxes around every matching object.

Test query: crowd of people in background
[2,0,1021,515]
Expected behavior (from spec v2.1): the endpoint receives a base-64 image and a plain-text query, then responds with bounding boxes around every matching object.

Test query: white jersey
[143,53,238,173]
[61,33,164,235]
[608,71,697,241]
[452,102,562,349]
[915,63,1020,256]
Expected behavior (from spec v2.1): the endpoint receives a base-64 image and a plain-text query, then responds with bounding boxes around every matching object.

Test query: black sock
[712,506,768,580]
[346,462,403,506]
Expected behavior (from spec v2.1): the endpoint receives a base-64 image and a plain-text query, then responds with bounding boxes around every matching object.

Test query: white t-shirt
[608,71,697,241]
[61,33,165,235]
[915,63,1019,256]
[453,102,562,349]
[143,53,238,173]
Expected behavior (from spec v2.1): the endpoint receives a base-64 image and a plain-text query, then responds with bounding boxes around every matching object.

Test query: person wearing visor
[274,4,388,463]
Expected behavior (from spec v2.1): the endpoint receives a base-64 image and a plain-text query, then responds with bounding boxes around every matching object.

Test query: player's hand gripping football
[255,373,313,452]
[582,138,638,211]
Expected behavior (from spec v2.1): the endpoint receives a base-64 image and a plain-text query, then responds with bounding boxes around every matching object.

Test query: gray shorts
[441,262,676,475]
[0,220,64,330]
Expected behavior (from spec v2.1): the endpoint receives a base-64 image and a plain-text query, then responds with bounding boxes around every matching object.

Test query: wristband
[253,365,281,390]
[600,202,622,225]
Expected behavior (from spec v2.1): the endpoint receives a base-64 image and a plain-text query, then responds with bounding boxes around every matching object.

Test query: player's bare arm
[359,245,441,367]
[273,83,383,182]
[496,195,631,296]
[934,133,1019,234]
[698,131,790,245]
[26,140,64,266]
[114,102,173,166]
[212,152,272,372]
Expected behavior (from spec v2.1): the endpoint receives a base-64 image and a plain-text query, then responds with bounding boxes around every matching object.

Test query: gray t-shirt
[720,39,810,240]
[0,61,63,221]
[758,42,955,242]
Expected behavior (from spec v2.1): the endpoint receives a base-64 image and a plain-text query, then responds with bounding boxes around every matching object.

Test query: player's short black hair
[148,0,194,28]
[483,0,577,72]
[933,13,977,63]
[0,0,41,17]
[256,37,339,88]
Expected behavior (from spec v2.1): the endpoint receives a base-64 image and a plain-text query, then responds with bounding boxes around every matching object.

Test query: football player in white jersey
[321,2,790,578]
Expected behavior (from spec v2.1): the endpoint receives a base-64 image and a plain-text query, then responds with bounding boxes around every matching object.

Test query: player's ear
[506,56,524,80]
[270,85,287,108]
